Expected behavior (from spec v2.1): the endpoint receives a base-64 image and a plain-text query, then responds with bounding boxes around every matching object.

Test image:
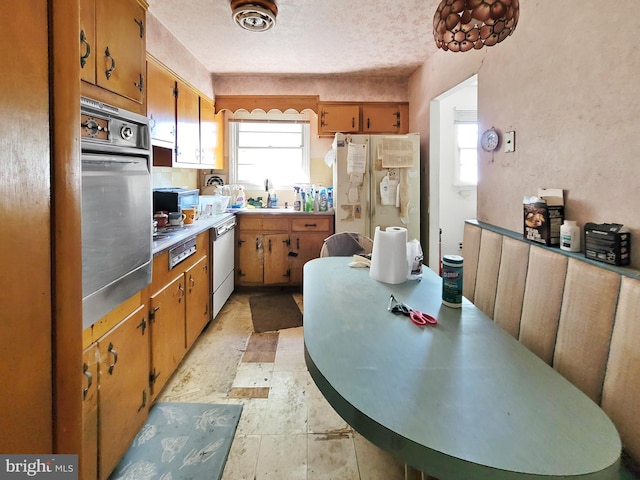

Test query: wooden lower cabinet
[81,345,99,480]
[185,255,210,348]
[236,214,334,286]
[149,273,187,400]
[149,231,210,400]
[97,304,150,480]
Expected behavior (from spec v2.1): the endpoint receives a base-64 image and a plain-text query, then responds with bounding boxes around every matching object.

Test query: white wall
[434,81,478,265]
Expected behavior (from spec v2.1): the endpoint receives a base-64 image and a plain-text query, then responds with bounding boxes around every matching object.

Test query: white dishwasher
[211,214,236,319]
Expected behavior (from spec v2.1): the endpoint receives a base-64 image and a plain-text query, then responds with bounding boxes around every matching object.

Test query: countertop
[153,212,235,255]
[232,207,335,215]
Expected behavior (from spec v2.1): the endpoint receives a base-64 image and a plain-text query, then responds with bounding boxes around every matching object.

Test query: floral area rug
[109,402,242,480]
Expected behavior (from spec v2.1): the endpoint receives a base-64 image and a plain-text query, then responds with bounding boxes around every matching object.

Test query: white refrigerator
[332,132,420,241]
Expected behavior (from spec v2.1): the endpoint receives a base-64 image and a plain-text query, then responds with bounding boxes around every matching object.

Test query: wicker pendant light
[433,0,519,52]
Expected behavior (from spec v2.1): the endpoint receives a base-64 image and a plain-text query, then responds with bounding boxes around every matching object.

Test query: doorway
[428,75,478,273]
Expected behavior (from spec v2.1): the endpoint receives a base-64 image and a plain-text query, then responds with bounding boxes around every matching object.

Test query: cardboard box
[523,188,564,246]
[584,222,631,266]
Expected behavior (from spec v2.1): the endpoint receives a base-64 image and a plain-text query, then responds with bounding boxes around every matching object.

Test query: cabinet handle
[268,238,272,252]
[82,362,92,400]
[189,274,195,292]
[134,18,145,38]
[304,223,317,227]
[178,282,185,302]
[107,342,118,375]
[137,317,147,335]
[149,114,156,132]
[104,47,116,79]
[394,111,401,128]
[137,390,147,412]
[80,30,91,68]
[320,110,326,127]
[352,117,355,128]
[367,118,370,129]
[134,73,144,93]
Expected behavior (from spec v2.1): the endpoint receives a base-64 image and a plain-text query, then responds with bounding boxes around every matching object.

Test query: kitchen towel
[370,226,408,284]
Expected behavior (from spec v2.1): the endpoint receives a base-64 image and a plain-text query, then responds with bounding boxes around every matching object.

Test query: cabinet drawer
[291,217,331,232]
[239,215,289,231]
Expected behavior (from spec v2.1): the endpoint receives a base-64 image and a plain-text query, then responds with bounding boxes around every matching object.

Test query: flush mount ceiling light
[231,0,278,32]
[433,0,519,52]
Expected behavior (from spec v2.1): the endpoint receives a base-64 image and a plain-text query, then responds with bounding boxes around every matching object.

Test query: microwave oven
[153,188,200,213]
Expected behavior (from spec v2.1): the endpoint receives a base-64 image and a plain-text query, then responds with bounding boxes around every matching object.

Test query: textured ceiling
[148,0,442,77]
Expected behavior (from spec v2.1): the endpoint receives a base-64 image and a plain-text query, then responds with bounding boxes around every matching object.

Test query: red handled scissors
[387,294,438,326]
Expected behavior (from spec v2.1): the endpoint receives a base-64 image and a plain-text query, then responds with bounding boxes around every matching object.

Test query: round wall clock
[481,128,499,152]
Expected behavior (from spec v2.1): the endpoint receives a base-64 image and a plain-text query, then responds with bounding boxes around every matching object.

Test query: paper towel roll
[370,226,408,284]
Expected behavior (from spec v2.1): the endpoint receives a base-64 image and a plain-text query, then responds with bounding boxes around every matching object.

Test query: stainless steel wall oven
[80,97,152,328]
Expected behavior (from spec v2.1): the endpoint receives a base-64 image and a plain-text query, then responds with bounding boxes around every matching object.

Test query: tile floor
[157,291,406,480]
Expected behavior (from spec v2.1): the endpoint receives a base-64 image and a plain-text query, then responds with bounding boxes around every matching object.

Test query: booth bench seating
[462,220,640,477]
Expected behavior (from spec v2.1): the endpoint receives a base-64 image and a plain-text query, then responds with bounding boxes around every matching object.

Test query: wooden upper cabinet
[81,0,146,111]
[199,97,223,169]
[79,0,96,85]
[147,60,176,149]
[363,104,404,134]
[175,80,201,166]
[95,0,146,104]
[318,103,360,135]
[318,102,409,136]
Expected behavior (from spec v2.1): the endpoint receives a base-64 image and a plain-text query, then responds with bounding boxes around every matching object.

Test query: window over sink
[229,111,311,189]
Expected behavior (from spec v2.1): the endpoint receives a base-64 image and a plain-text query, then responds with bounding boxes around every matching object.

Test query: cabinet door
[95,0,145,104]
[147,60,176,149]
[98,305,149,480]
[264,233,291,285]
[79,0,96,84]
[319,104,360,135]
[362,104,402,134]
[236,231,264,285]
[175,80,201,165]
[289,233,326,285]
[185,255,210,349]
[199,97,222,168]
[150,274,186,399]
[81,344,99,480]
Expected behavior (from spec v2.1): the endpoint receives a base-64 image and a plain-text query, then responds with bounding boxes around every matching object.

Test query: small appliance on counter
[153,187,199,213]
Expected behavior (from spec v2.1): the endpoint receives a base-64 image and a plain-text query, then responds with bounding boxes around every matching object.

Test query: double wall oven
[80,97,153,328]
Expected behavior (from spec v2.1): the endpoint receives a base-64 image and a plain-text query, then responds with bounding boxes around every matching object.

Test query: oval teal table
[303,257,621,480]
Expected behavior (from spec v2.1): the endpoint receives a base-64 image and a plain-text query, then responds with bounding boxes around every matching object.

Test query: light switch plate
[504,131,515,153]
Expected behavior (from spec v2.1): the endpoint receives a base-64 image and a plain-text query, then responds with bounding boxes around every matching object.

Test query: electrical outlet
[504,131,515,153]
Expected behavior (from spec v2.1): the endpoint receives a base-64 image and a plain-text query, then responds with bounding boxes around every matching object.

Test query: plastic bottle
[318,186,328,212]
[560,220,581,252]
[327,187,333,210]
[293,187,302,211]
[235,186,246,208]
[305,187,315,212]
[442,255,464,308]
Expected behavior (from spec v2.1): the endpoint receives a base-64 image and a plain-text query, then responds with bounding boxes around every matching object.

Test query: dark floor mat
[249,294,303,333]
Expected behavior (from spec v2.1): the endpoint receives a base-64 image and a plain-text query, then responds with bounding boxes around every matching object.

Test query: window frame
[453,110,478,189]
[228,117,311,190]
